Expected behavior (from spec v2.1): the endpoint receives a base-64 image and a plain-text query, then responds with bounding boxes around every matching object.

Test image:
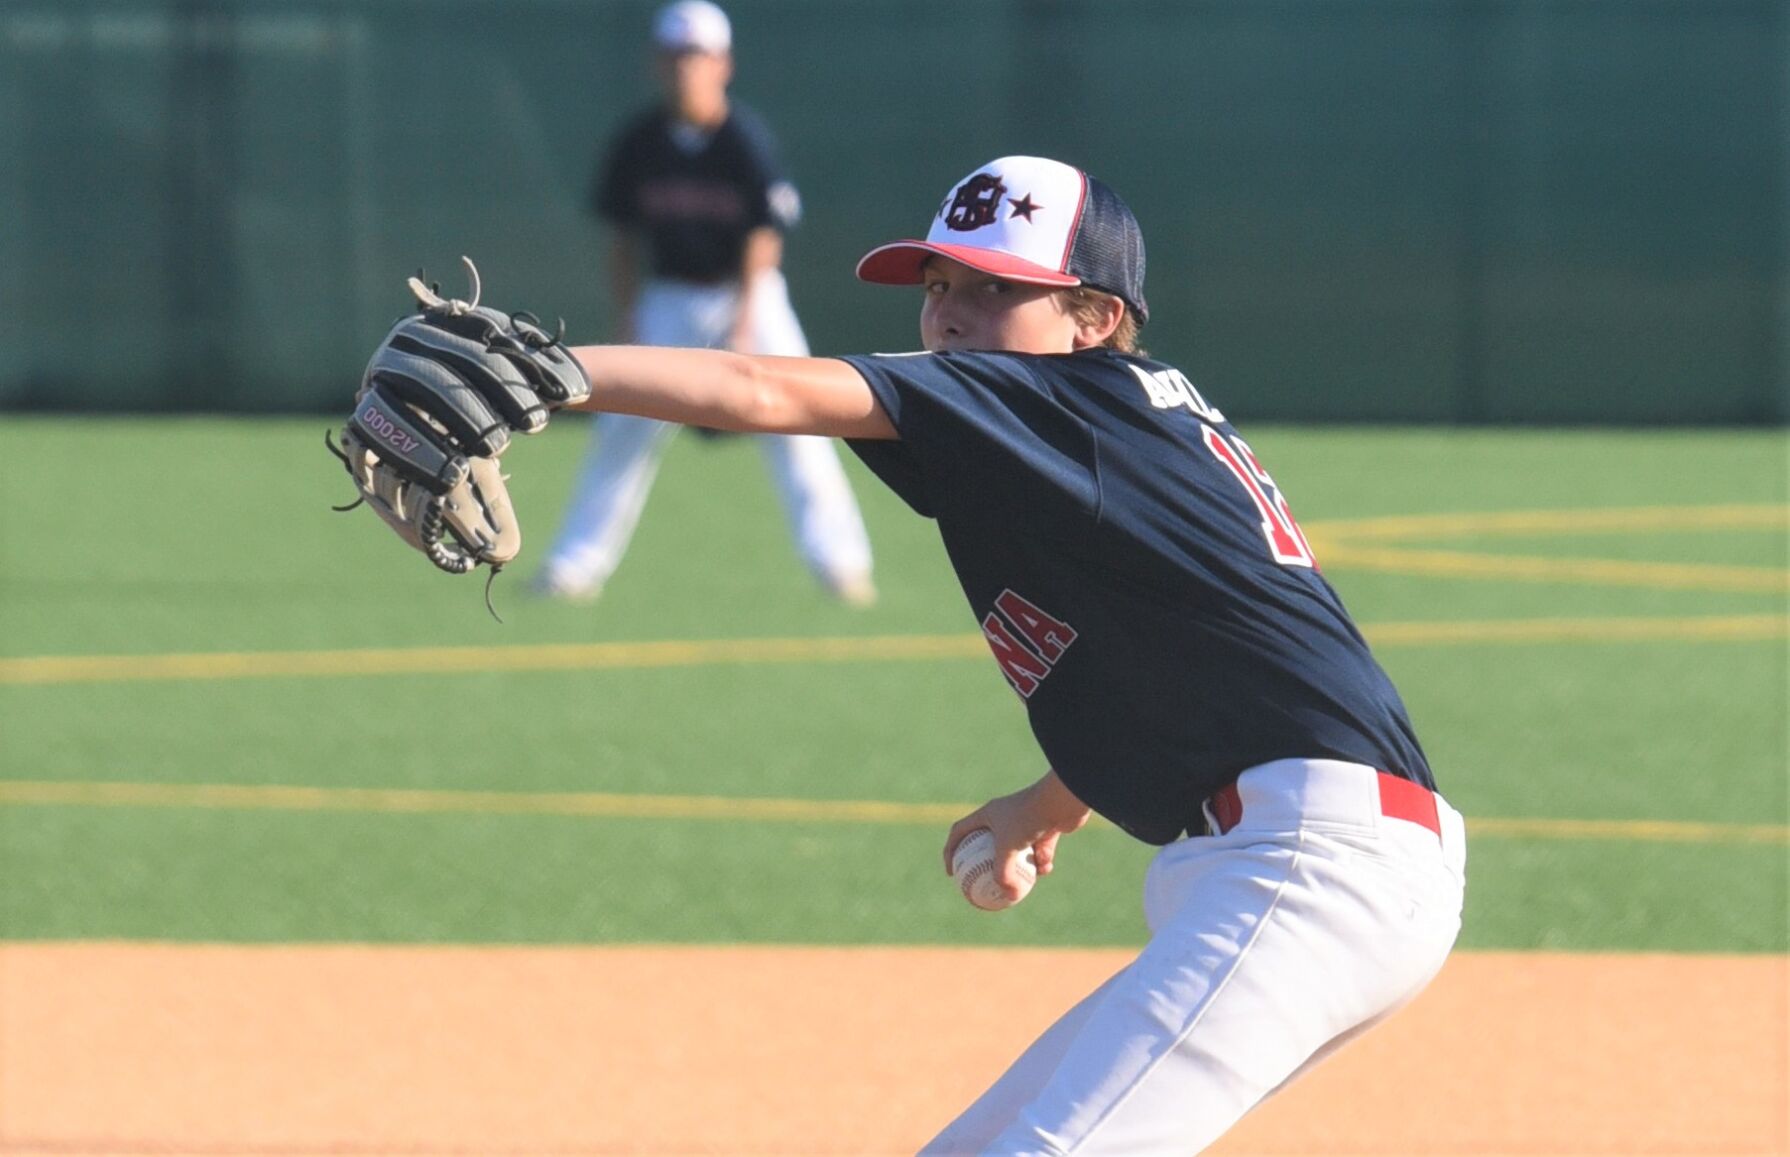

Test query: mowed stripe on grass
[2,778,1782,846]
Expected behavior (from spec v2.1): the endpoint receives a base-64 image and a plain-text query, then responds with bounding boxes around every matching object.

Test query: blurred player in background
[534,0,876,605]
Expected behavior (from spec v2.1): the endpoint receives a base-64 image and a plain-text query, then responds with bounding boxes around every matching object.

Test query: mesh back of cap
[1065,177,1148,323]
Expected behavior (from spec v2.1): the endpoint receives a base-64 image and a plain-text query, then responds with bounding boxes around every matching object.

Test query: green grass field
[1,418,1784,951]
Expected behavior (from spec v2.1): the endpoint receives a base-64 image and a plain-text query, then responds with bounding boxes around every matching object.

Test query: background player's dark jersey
[593,104,798,283]
[843,348,1433,845]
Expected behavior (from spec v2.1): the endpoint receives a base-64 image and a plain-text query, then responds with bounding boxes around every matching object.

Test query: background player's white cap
[857,155,1149,323]
[653,0,731,54]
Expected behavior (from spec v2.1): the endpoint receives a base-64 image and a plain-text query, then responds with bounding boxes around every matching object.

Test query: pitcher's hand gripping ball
[327,257,591,581]
[951,829,1037,911]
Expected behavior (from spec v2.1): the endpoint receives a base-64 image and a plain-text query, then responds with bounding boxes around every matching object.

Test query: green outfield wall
[1,0,1784,422]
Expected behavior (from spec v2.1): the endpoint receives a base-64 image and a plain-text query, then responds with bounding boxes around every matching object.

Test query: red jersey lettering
[994,589,1079,663]
[1202,426,1316,568]
[982,613,1051,697]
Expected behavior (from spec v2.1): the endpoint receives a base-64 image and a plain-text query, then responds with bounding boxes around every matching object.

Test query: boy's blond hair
[1063,287,1143,354]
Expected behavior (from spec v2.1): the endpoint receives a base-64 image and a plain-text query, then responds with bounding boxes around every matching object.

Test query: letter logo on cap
[943,173,1007,232]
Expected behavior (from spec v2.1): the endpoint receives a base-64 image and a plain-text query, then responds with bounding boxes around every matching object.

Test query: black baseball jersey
[843,348,1433,846]
[593,104,799,283]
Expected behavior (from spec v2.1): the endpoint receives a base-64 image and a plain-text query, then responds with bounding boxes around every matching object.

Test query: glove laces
[407,255,482,316]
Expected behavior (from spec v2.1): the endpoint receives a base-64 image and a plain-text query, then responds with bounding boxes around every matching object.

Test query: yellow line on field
[1301,503,1789,592]
[1,616,1783,687]
[1305,504,1789,541]
[1361,614,1787,644]
[1314,546,1787,593]
[0,633,988,686]
[0,780,1783,846]
[0,780,968,825]
[1468,816,1789,845]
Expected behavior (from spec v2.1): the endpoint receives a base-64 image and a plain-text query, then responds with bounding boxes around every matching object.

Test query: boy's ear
[1071,293,1126,350]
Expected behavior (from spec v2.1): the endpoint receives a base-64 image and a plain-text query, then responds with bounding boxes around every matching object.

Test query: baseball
[951,828,1036,911]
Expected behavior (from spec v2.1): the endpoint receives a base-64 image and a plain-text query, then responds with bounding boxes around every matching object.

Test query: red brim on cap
[855,241,1082,288]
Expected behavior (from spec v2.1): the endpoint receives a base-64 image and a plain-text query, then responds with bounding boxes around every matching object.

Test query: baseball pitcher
[329,154,1466,1155]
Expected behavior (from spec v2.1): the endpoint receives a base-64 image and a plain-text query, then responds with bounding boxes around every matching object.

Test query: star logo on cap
[1007,193,1042,222]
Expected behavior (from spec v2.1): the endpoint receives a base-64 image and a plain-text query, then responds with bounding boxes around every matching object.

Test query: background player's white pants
[540,271,872,592]
[923,759,1467,1157]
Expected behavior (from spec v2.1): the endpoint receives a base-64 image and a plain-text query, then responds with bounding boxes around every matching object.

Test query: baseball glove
[327,257,590,602]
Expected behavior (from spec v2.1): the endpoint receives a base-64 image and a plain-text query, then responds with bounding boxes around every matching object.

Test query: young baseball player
[534,0,876,606]
[562,155,1468,1154]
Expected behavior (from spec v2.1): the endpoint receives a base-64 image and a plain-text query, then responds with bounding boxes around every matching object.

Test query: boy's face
[919,257,1082,355]
[656,48,731,111]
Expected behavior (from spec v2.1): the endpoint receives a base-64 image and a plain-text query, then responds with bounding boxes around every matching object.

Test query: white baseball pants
[541,270,873,591]
[922,758,1467,1156]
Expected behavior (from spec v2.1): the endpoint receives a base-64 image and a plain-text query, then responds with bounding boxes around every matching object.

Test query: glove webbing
[418,495,508,622]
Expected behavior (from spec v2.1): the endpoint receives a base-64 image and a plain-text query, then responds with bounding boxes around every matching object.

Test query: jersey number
[1201,427,1316,568]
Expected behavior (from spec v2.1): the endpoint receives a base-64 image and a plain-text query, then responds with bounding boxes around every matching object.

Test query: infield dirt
[1,945,1783,1155]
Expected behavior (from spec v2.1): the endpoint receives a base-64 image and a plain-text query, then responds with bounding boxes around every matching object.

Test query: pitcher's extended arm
[568,345,896,440]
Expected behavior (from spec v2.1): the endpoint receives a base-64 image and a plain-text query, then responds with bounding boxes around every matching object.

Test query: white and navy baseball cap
[653,0,731,54]
[856,155,1148,323]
